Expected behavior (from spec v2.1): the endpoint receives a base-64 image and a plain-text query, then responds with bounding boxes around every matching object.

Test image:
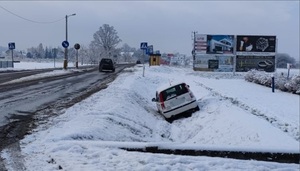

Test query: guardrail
[124,146,299,164]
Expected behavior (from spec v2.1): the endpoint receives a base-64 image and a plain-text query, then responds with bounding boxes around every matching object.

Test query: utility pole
[64,15,68,69]
[192,31,197,69]
[63,13,76,70]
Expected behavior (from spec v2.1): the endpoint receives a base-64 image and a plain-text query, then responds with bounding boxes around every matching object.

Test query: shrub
[244,69,300,95]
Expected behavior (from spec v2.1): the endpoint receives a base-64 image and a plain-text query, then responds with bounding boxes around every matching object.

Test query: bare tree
[121,43,134,62]
[276,53,296,68]
[77,45,89,65]
[90,24,122,61]
[88,43,101,64]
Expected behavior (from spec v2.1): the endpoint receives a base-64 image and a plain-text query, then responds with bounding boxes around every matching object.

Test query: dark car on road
[99,58,115,72]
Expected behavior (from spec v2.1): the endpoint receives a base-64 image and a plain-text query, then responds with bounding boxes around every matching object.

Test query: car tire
[166,117,173,123]
[194,106,200,111]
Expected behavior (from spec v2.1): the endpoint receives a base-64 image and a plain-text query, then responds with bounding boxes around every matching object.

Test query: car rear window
[160,83,188,101]
[101,59,113,64]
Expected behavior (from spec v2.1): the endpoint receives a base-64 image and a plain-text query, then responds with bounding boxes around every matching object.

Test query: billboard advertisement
[236,56,275,72]
[194,34,234,54]
[194,55,234,72]
[194,54,215,70]
[216,56,234,72]
[236,35,276,55]
[207,35,234,54]
[194,34,207,54]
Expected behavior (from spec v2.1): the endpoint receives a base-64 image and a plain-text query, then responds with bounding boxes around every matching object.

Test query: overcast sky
[0,1,299,59]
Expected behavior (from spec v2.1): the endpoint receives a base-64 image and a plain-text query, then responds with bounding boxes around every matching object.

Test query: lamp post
[63,13,76,69]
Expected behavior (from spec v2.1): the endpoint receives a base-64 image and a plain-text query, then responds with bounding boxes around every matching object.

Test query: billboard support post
[233,56,236,76]
[233,35,237,76]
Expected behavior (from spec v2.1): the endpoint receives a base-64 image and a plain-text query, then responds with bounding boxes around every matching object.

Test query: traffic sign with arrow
[62,41,69,48]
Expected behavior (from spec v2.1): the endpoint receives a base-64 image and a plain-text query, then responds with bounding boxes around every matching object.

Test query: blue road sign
[62,41,69,48]
[8,42,15,50]
[147,45,153,55]
[140,42,148,50]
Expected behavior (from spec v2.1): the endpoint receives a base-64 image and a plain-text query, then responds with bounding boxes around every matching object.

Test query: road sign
[140,42,148,50]
[62,41,69,48]
[8,42,15,50]
[147,45,153,55]
[74,43,80,50]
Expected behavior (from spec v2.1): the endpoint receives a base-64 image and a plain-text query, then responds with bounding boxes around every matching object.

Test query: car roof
[156,81,186,93]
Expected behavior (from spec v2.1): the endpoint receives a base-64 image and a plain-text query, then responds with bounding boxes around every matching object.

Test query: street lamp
[63,13,76,69]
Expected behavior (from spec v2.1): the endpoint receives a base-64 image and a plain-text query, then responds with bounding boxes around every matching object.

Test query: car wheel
[194,106,200,111]
[166,117,173,123]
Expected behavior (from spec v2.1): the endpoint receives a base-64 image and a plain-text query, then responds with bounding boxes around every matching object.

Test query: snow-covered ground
[1,63,299,170]
[0,61,91,85]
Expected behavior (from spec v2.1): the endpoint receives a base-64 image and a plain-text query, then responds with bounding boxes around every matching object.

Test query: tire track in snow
[194,81,299,141]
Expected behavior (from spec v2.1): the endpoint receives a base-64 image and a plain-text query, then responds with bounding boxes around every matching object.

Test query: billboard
[207,35,234,54]
[193,34,277,72]
[236,35,276,56]
[236,56,275,72]
[194,34,234,54]
[194,55,234,72]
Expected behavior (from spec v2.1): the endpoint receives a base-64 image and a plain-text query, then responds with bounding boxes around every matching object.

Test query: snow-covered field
[1,62,299,170]
[0,61,64,70]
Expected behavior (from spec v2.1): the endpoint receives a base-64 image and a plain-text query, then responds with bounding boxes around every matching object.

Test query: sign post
[62,40,69,69]
[272,74,275,93]
[8,42,15,68]
[74,43,80,68]
[140,42,148,77]
[287,63,291,80]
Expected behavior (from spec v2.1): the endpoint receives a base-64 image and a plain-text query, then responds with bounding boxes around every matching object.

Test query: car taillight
[189,92,194,98]
[159,93,165,109]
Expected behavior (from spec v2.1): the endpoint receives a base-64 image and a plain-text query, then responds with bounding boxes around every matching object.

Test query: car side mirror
[152,98,157,102]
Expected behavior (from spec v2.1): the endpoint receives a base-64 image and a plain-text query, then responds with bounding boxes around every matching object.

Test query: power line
[0,4,64,24]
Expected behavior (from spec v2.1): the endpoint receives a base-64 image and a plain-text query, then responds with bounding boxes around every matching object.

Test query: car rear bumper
[101,68,114,71]
[100,65,115,71]
[161,100,198,118]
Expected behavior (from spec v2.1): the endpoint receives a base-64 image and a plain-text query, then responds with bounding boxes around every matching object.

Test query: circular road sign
[74,43,80,50]
[62,41,69,48]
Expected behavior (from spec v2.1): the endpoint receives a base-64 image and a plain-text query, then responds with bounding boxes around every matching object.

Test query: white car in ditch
[152,82,199,121]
